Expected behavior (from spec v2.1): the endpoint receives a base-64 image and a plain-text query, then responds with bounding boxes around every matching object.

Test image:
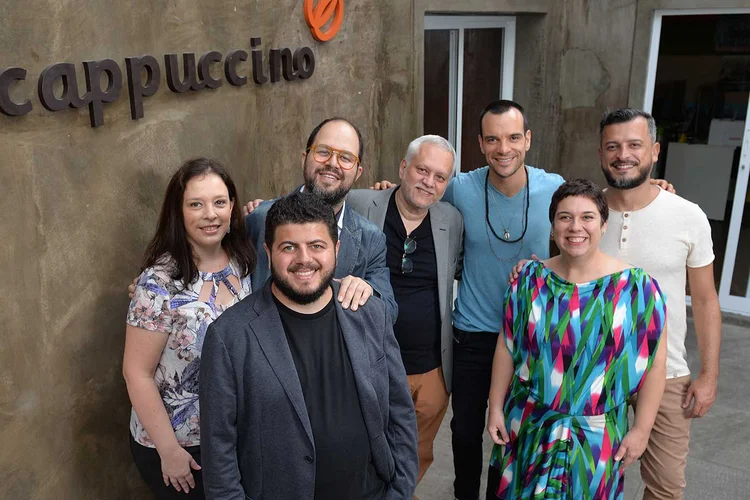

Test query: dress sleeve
[629,269,667,389]
[502,261,534,359]
[126,267,173,333]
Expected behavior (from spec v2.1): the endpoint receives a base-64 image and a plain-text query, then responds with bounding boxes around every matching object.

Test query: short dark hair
[548,179,609,225]
[143,157,256,289]
[479,100,529,136]
[599,108,657,143]
[265,192,338,250]
[305,117,364,163]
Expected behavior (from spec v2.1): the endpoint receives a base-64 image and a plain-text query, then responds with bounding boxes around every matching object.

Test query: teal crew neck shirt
[443,165,564,333]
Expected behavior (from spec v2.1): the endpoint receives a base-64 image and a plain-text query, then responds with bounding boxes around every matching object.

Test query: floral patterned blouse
[126,255,252,448]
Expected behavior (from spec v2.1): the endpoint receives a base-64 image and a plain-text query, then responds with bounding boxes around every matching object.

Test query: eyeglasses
[306,145,360,170]
[401,236,417,274]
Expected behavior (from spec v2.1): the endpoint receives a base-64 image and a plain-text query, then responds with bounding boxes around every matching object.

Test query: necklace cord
[485,166,530,244]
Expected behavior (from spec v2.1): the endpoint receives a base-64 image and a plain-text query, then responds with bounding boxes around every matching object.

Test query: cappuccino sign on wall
[0,0,344,127]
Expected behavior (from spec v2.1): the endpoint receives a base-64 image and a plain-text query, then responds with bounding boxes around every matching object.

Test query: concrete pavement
[415,317,750,500]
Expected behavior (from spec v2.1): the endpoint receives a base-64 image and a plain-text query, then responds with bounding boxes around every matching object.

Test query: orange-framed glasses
[306,144,360,170]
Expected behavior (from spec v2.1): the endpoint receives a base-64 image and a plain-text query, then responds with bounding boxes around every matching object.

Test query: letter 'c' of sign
[0,67,32,116]
[304,0,344,42]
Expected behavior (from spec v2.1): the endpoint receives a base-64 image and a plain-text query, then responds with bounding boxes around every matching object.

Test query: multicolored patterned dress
[488,261,665,499]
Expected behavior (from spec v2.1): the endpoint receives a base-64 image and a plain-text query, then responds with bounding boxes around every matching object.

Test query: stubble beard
[601,160,653,190]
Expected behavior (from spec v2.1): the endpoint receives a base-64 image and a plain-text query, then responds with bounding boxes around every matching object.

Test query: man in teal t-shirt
[443,100,563,500]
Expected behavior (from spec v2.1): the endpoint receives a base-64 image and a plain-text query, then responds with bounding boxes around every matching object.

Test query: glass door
[719,103,750,315]
[424,16,515,172]
[645,9,750,316]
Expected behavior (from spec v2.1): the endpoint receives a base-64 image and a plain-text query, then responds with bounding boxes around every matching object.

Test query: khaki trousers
[634,375,692,500]
[408,366,450,490]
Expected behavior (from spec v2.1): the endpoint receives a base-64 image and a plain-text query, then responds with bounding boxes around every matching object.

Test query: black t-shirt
[275,293,385,500]
[384,189,442,375]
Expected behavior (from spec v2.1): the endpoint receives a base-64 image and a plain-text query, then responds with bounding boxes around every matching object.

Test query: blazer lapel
[430,204,450,318]
[250,284,315,448]
[335,206,362,278]
[367,188,392,229]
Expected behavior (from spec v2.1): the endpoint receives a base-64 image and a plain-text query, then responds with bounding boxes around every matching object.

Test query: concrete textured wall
[0,1,414,498]
[3,0,736,498]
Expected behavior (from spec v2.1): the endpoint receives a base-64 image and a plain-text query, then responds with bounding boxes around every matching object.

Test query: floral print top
[126,255,252,448]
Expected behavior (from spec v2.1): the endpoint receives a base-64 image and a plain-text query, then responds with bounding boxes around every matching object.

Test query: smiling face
[552,195,607,259]
[302,120,363,207]
[599,117,660,190]
[398,142,454,210]
[478,108,531,182]
[182,173,234,254]
[266,222,339,305]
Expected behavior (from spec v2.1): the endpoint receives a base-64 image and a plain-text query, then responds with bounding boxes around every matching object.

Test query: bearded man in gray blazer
[201,192,418,500]
[347,135,463,487]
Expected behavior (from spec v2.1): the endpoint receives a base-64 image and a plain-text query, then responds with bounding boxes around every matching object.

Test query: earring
[227,224,231,234]
[601,230,605,236]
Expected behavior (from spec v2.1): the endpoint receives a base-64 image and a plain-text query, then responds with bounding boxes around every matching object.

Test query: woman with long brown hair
[123,158,255,498]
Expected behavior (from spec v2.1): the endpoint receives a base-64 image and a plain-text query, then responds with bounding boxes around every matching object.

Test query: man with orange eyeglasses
[244,117,398,323]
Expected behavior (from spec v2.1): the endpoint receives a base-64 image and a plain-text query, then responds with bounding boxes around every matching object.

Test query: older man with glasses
[244,117,398,323]
[347,135,464,492]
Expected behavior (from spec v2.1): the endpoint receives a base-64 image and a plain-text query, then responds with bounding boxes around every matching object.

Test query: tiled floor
[415,318,750,500]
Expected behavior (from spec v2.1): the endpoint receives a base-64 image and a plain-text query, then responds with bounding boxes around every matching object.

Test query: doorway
[423,15,515,172]
[645,9,750,316]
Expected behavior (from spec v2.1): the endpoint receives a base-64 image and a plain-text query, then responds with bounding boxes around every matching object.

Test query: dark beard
[271,264,335,305]
[304,179,349,207]
[601,161,653,190]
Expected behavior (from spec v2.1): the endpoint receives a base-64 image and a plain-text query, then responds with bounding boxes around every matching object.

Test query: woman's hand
[160,444,202,493]
[614,427,650,469]
[486,406,510,445]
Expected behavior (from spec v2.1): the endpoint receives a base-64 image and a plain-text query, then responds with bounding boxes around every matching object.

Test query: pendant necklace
[484,167,530,244]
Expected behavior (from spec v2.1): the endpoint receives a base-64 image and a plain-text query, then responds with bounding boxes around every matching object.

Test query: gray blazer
[346,187,464,391]
[245,195,398,324]
[199,281,419,500]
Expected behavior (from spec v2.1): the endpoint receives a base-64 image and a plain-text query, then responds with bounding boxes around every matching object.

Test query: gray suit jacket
[245,196,398,324]
[346,187,464,391]
[199,281,418,500]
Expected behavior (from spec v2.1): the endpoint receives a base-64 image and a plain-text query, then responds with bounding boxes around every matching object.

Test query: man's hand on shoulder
[334,276,373,311]
[649,178,675,194]
[370,180,396,190]
[242,199,265,216]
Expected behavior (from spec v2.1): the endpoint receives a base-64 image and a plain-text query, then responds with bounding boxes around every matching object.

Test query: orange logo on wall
[304,0,344,42]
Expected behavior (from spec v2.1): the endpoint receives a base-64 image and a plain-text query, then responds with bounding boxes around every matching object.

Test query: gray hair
[404,135,457,173]
[599,108,657,143]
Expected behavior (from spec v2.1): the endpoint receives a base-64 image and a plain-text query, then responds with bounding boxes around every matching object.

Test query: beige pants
[633,375,692,500]
[407,366,450,490]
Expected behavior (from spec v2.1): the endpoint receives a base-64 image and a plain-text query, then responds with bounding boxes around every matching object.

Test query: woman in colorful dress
[123,158,256,499]
[486,179,667,500]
